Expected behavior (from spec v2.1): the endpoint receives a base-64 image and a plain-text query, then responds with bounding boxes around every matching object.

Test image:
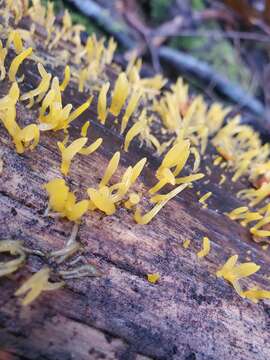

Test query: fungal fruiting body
[147,273,160,284]
[44,179,88,221]
[216,255,260,297]
[0,0,270,306]
[15,267,64,306]
[197,237,211,258]
[0,240,26,277]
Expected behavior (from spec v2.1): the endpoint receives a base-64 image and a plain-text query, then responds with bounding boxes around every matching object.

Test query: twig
[193,8,237,26]
[67,0,135,49]
[154,29,270,43]
[50,222,80,264]
[21,247,46,257]
[159,46,265,116]
[119,0,162,72]
[59,264,101,279]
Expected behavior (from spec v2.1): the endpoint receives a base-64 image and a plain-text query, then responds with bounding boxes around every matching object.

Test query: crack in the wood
[92,251,147,279]
[0,189,43,213]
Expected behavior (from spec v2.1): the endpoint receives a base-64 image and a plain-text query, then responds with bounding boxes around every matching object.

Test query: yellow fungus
[39,88,56,119]
[239,183,270,207]
[135,183,188,224]
[62,8,72,30]
[0,82,39,153]
[242,287,270,303]
[125,193,140,209]
[199,192,212,204]
[0,240,26,277]
[121,89,142,134]
[240,212,262,227]
[2,1,270,308]
[170,141,190,177]
[87,187,116,215]
[57,137,87,175]
[250,228,270,237]
[219,174,226,185]
[197,237,211,258]
[190,147,201,172]
[38,77,84,131]
[216,255,260,297]
[258,203,270,215]
[0,40,7,80]
[140,75,167,93]
[227,206,249,220]
[124,110,147,152]
[251,215,270,230]
[110,167,133,202]
[45,2,55,44]
[97,82,110,124]
[44,178,88,221]
[213,156,222,166]
[250,216,270,237]
[130,157,147,184]
[64,193,89,222]
[147,273,160,284]
[21,63,52,107]
[7,30,23,54]
[183,239,191,249]
[18,124,40,151]
[175,173,204,185]
[109,72,129,116]
[15,267,64,306]
[99,151,120,188]
[60,65,70,91]
[79,137,103,156]
[78,67,89,92]
[8,47,32,81]
[67,96,93,126]
[81,121,90,137]
[44,178,69,213]
[161,140,190,172]
[149,168,175,195]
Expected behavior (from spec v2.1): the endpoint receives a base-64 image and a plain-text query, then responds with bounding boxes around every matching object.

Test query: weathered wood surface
[0,50,270,360]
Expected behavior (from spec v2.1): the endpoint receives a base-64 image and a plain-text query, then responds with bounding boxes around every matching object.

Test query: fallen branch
[154,29,270,43]
[158,46,265,116]
[68,0,135,49]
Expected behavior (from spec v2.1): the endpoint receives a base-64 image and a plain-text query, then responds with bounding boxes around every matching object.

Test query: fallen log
[1,84,270,359]
[0,4,270,360]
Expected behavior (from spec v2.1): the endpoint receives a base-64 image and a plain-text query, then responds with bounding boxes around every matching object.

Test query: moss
[191,0,205,11]
[150,0,174,23]
[41,0,63,13]
[68,11,98,34]
[169,20,253,91]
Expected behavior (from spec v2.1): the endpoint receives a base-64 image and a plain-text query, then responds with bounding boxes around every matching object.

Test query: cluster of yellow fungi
[0,0,269,305]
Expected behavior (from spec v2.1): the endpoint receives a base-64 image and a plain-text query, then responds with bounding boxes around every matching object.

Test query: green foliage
[68,11,98,34]
[169,35,204,50]
[191,0,205,11]
[41,0,63,13]
[150,0,174,23]
[169,15,253,91]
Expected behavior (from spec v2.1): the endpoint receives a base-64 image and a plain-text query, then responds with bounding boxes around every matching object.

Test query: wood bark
[0,33,270,360]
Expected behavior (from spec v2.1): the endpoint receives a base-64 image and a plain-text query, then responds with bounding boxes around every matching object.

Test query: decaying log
[0,52,270,360]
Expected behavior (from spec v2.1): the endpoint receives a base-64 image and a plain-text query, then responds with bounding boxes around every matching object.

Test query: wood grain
[0,33,270,360]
